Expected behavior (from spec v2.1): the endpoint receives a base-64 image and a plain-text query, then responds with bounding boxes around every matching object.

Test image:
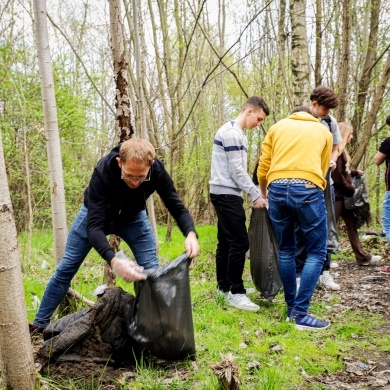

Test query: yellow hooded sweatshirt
[258,111,333,190]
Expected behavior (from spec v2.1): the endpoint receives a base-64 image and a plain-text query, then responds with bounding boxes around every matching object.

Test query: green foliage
[0,42,99,230]
[20,226,390,389]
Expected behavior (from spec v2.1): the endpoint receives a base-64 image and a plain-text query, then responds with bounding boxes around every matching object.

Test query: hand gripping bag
[127,253,196,360]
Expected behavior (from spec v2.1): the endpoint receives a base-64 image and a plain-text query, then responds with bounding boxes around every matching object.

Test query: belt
[272,178,315,185]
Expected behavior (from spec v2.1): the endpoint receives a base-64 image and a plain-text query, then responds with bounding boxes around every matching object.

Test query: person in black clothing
[32,138,199,331]
[374,115,390,274]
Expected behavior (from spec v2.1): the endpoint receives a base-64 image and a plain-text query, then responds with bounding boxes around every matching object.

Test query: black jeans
[210,194,249,294]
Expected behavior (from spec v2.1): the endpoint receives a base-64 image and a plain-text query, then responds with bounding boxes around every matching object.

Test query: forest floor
[30,234,390,389]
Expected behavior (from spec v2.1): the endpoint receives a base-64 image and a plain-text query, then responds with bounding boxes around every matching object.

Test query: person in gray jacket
[209,96,269,312]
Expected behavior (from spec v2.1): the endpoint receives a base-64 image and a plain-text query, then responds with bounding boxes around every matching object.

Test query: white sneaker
[296,277,301,292]
[370,255,382,263]
[330,261,339,269]
[227,292,260,312]
[319,271,340,291]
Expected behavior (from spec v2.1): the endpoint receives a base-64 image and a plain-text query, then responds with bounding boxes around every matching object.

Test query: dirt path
[311,236,390,389]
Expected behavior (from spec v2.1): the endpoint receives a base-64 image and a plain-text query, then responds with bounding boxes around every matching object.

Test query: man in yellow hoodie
[257,106,332,330]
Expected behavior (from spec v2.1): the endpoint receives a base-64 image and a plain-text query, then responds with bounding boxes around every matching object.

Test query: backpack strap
[323,115,332,132]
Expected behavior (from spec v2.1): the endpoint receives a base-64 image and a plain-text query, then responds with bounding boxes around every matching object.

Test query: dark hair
[290,105,312,115]
[310,86,339,109]
[242,96,270,116]
[386,115,390,126]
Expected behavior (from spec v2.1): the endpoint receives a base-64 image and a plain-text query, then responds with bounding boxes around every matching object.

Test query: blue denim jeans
[268,182,327,316]
[382,191,390,245]
[34,205,158,328]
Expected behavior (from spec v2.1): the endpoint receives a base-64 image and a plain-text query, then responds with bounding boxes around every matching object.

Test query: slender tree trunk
[106,0,134,285]
[314,0,322,86]
[33,0,67,264]
[23,124,33,264]
[217,0,226,125]
[276,0,289,117]
[351,49,390,167]
[132,0,159,253]
[350,0,381,143]
[334,0,351,122]
[290,0,310,106]
[0,130,35,390]
[110,0,134,141]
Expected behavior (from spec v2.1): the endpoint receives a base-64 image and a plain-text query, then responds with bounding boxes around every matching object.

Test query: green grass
[18,225,390,389]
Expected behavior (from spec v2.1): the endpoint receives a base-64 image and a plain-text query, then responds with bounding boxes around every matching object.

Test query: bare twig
[46,13,115,116]
[67,288,95,307]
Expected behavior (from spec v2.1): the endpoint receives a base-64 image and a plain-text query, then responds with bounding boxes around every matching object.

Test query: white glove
[110,251,147,282]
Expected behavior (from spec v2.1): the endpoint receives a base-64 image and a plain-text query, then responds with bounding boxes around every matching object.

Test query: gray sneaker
[319,271,340,290]
[227,292,260,312]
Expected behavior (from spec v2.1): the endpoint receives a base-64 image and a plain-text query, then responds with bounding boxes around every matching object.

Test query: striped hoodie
[209,120,260,202]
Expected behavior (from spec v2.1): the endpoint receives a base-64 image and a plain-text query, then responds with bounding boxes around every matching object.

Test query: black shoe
[29,323,45,335]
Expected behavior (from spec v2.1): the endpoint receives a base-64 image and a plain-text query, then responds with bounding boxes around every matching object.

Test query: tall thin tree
[131,0,159,251]
[33,0,67,264]
[290,0,310,106]
[334,0,351,122]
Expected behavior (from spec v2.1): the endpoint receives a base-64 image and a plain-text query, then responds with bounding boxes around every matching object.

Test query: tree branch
[47,13,115,116]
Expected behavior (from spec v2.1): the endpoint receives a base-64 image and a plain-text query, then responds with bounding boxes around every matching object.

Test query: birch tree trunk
[106,0,132,286]
[109,0,133,140]
[0,130,35,390]
[132,0,159,253]
[33,0,67,264]
[290,0,310,106]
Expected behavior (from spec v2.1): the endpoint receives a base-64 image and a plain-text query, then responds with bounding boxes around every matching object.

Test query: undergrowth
[18,225,390,389]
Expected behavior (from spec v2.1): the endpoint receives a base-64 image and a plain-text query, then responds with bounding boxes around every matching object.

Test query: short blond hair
[119,138,155,165]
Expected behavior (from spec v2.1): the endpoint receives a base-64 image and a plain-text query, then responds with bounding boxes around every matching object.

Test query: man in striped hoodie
[209,96,269,312]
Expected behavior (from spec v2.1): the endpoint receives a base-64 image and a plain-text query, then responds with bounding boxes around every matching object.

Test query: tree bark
[314,0,322,86]
[276,0,289,117]
[334,0,351,122]
[109,0,134,141]
[290,0,310,106]
[33,0,67,264]
[131,0,159,253]
[0,130,35,389]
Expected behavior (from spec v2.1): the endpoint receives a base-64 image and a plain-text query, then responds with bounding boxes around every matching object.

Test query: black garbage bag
[325,171,340,254]
[127,253,196,361]
[248,208,282,301]
[39,287,135,362]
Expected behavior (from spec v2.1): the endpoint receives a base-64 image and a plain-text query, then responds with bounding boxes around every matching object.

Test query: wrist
[187,231,197,238]
[109,257,116,268]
